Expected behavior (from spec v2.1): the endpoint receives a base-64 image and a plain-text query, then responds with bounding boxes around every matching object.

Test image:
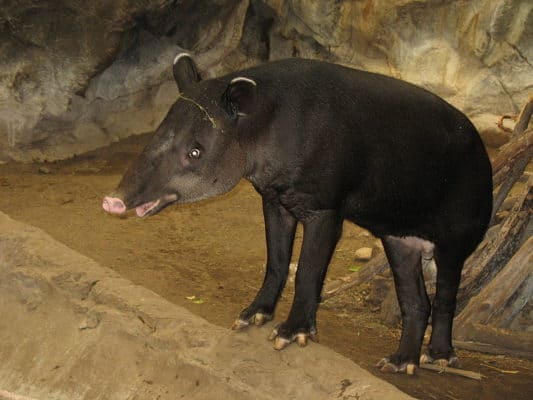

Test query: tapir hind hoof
[420,351,460,368]
[377,357,417,375]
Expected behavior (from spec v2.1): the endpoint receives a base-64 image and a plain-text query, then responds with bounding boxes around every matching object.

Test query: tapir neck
[243,154,281,197]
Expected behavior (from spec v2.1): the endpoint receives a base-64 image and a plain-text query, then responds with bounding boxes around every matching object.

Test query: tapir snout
[102,197,126,214]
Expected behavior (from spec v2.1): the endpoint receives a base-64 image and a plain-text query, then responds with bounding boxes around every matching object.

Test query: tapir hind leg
[377,235,431,374]
[422,244,466,367]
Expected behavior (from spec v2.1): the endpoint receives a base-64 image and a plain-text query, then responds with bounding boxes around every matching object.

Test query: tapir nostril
[102,196,126,214]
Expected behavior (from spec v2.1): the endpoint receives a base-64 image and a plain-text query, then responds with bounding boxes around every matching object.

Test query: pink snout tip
[102,196,126,214]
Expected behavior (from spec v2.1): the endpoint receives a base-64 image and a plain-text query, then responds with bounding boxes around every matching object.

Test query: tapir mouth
[103,193,178,218]
[135,194,179,217]
[135,199,160,217]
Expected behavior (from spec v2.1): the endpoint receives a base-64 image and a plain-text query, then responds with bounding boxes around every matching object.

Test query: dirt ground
[0,133,531,400]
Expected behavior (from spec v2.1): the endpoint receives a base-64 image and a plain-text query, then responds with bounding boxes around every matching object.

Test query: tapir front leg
[269,210,342,350]
[232,198,297,330]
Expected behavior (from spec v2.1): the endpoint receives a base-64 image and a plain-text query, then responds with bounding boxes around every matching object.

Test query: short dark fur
[110,57,493,370]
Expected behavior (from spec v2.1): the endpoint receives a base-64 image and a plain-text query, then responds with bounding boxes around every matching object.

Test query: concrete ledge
[0,212,414,400]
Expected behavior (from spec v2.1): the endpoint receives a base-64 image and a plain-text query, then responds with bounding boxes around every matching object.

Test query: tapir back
[225,59,492,245]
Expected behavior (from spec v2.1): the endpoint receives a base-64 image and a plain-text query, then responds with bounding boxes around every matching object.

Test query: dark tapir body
[103,57,492,374]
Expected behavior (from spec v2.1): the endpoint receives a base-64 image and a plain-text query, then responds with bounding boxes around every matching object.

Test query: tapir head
[103,54,257,217]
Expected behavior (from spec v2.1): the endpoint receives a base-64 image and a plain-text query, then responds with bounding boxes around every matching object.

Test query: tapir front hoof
[377,357,417,375]
[231,312,272,331]
[231,318,250,330]
[268,324,318,350]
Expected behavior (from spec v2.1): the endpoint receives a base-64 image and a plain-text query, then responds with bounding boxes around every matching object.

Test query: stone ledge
[0,212,413,400]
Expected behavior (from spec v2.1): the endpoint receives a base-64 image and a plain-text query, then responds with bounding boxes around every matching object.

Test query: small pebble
[38,166,51,174]
[355,247,373,261]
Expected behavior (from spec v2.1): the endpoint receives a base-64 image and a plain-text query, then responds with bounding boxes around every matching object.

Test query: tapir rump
[103,56,492,374]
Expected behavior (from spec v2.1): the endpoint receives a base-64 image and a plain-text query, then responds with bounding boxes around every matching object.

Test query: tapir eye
[188,148,201,159]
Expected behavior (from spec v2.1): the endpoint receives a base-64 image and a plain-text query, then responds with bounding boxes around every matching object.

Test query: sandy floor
[0,133,531,400]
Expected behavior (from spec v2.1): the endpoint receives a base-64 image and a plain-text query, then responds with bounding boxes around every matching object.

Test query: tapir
[103,55,493,374]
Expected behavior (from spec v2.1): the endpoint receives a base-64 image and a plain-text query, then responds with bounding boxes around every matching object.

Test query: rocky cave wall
[0,0,531,162]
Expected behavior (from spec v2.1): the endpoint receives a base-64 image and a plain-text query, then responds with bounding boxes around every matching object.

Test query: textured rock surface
[0,211,414,400]
[0,0,531,162]
[266,0,532,114]
[0,0,252,162]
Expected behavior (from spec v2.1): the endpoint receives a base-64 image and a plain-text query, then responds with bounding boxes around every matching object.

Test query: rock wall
[1,0,531,162]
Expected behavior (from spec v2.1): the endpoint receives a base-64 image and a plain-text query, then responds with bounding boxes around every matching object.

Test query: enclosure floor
[0,133,531,400]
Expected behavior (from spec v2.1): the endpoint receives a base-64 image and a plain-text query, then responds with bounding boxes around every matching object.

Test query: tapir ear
[222,77,257,118]
[173,53,201,92]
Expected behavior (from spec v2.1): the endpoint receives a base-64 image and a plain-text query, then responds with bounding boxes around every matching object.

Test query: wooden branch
[419,363,485,380]
[454,340,533,360]
[321,253,388,300]
[456,236,533,328]
[454,323,533,360]
[455,237,533,358]
[481,363,519,374]
[492,95,533,187]
[491,145,532,220]
[491,128,532,187]
[497,114,515,134]
[513,95,533,137]
[458,181,531,310]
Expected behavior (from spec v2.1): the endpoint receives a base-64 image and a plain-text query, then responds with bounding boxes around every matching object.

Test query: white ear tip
[230,76,257,86]
[173,52,192,65]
